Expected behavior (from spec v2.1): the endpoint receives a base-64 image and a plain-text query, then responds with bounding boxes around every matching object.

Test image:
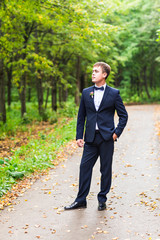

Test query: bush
[58,99,78,117]
[21,113,32,124]
[119,86,160,104]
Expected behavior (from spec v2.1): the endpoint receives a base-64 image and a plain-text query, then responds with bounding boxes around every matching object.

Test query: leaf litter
[0,138,78,210]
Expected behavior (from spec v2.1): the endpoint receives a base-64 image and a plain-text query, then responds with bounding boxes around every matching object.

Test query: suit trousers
[75,131,114,203]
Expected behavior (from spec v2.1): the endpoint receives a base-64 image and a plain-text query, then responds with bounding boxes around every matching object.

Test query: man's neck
[95,82,106,87]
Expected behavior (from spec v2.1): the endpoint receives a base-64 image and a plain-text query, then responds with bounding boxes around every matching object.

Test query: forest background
[0,0,160,199]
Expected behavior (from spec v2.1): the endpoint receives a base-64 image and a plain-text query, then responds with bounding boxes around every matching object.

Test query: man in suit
[64,62,128,211]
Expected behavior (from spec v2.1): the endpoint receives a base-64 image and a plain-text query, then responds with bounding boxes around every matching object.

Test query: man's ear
[103,72,107,78]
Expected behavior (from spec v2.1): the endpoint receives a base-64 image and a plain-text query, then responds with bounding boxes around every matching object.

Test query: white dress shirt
[94,83,106,130]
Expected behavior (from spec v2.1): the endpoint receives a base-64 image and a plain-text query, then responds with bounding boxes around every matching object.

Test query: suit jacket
[76,85,128,142]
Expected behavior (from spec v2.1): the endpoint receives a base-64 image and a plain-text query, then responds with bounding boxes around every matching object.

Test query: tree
[111,0,160,100]
[0,2,6,123]
[0,0,159,125]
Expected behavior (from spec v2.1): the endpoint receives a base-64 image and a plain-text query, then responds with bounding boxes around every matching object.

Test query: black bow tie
[94,86,104,91]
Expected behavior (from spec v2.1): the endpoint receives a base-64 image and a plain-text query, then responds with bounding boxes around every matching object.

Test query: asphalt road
[0,105,160,240]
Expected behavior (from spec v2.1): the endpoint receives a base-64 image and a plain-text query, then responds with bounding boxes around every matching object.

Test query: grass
[0,98,78,197]
[0,117,77,197]
[0,98,78,139]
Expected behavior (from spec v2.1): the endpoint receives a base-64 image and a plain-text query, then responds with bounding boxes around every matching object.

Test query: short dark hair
[93,62,111,79]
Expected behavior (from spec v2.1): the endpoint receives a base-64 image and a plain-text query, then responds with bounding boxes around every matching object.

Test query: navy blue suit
[75,85,128,203]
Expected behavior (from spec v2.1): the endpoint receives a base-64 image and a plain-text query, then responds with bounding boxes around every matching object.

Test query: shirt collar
[95,83,106,90]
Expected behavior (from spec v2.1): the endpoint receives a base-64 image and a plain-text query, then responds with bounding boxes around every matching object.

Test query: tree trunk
[75,56,81,106]
[19,24,28,118]
[149,64,154,89]
[20,74,27,117]
[58,85,62,107]
[83,73,88,89]
[19,51,27,118]
[7,66,12,107]
[143,66,150,99]
[0,59,6,123]
[45,87,50,109]
[28,87,31,102]
[137,77,140,96]
[36,74,43,115]
[0,17,6,123]
[80,73,85,92]
[35,25,44,115]
[62,87,68,102]
[51,77,57,111]
[115,68,122,88]
[18,21,35,117]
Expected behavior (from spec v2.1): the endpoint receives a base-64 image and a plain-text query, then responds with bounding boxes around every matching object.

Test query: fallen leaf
[125,164,133,167]
[8,226,14,229]
[81,225,88,229]
[34,224,40,228]
[56,211,61,215]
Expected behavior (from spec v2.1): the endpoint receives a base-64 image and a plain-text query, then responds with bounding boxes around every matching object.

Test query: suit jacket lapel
[88,86,96,111]
[98,85,110,111]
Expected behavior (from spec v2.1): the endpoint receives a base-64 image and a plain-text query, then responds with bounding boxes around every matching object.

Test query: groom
[64,62,128,211]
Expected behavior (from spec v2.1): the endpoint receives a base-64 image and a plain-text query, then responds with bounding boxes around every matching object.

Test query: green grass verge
[0,98,78,139]
[0,117,77,197]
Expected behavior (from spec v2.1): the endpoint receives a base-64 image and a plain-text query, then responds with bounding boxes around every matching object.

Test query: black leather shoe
[98,202,106,211]
[64,201,87,210]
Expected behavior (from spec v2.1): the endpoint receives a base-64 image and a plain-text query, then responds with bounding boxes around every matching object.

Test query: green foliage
[58,98,78,117]
[112,0,160,100]
[0,0,160,196]
[21,113,32,124]
[0,103,35,139]
[120,86,160,104]
[0,0,159,120]
[0,102,56,139]
[0,117,76,197]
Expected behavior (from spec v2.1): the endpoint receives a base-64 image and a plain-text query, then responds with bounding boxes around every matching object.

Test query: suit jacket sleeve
[76,91,86,140]
[114,91,128,137]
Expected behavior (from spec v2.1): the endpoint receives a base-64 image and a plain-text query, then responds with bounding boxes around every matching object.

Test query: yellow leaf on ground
[125,164,133,167]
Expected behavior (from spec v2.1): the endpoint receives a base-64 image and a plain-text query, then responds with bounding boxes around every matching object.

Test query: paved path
[0,105,160,240]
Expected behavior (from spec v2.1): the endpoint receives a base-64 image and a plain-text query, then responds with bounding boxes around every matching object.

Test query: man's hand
[112,133,118,141]
[77,139,84,147]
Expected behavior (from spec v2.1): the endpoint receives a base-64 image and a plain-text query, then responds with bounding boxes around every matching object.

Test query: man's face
[92,66,107,86]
